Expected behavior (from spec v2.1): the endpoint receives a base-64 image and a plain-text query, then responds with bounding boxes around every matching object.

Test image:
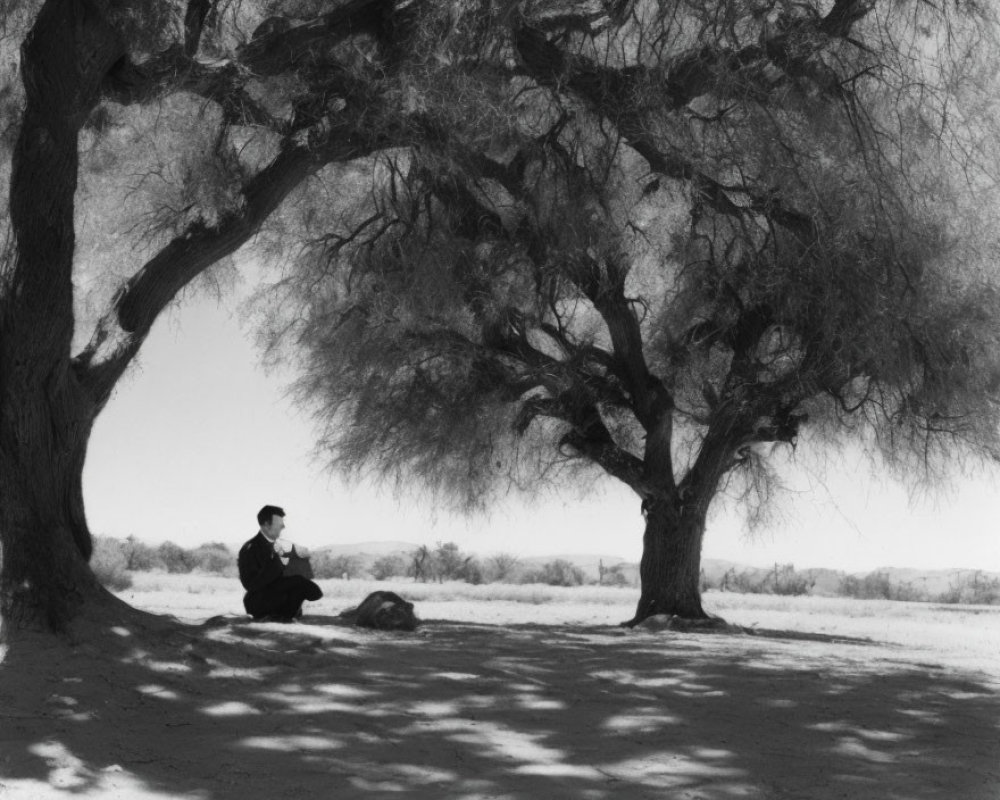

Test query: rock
[339,591,419,631]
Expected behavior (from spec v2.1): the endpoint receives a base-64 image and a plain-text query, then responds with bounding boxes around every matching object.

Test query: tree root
[622,613,746,634]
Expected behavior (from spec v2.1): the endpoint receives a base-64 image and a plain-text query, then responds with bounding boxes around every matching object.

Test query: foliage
[249,1,1000,621]
[434,541,483,584]
[371,554,408,581]
[837,572,924,602]
[190,543,236,576]
[123,535,159,572]
[90,537,133,592]
[716,564,813,596]
[406,542,482,583]
[313,553,364,580]
[264,1,1000,515]
[484,553,522,584]
[407,545,436,583]
[156,541,197,574]
[521,560,586,588]
[935,571,1000,605]
[768,565,815,597]
[598,562,633,588]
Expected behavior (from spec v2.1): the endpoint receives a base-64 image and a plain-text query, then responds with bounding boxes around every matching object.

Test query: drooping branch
[555,401,648,493]
[74,116,403,405]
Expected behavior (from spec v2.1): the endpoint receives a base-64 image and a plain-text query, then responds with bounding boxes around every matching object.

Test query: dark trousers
[244,575,323,619]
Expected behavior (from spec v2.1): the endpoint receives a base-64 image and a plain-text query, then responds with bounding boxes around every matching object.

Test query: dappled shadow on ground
[1,610,998,800]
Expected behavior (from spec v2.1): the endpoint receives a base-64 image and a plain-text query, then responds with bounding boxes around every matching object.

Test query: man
[238,505,323,621]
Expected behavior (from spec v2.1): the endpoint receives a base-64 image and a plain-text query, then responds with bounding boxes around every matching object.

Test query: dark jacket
[238,532,284,593]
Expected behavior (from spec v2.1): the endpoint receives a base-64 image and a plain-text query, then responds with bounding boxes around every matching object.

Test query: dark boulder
[339,591,419,631]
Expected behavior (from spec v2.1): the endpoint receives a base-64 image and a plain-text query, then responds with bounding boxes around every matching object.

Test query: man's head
[257,505,286,540]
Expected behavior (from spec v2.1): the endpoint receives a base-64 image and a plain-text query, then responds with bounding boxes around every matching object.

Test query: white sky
[83,291,1000,573]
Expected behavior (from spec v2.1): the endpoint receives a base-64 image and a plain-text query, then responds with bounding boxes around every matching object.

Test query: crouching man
[238,505,323,622]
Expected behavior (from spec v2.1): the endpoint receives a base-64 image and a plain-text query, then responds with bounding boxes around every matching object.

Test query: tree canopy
[256,0,1000,620]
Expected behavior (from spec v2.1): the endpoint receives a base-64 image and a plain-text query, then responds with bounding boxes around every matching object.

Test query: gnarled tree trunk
[0,0,123,633]
[0,365,108,631]
[626,497,709,625]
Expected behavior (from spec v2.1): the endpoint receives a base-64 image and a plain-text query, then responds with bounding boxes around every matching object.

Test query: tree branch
[102,0,396,125]
[512,2,880,243]
[183,0,213,57]
[74,116,401,405]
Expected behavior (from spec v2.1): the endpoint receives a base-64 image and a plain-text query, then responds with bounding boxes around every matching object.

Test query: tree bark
[0,1,125,633]
[625,497,709,625]
[0,365,110,632]
[624,409,741,627]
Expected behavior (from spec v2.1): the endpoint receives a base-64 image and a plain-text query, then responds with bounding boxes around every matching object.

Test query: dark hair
[257,505,285,527]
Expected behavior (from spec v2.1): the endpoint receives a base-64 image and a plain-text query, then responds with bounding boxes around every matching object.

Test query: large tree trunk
[625,497,709,625]
[624,408,740,627]
[0,363,110,632]
[0,0,123,634]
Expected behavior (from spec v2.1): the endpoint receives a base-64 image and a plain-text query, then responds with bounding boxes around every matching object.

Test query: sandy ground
[1,585,998,800]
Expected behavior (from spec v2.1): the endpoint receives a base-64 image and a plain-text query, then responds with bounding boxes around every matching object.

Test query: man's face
[262,515,285,540]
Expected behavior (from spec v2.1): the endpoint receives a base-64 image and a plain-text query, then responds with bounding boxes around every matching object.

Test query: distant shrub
[521,559,585,587]
[404,542,482,583]
[91,537,133,592]
[716,564,812,596]
[769,564,814,597]
[191,543,234,575]
[371,554,408,581]
[313,553,363,580]
[598,562,631,588]
[124,535,159,571]
[433,542,466,581]
[719,567,766,594]
[408,545,436,582]
[936,571,1000,605]
[157,541,196,573]
[838,572,925,602]
[484,553,521,583]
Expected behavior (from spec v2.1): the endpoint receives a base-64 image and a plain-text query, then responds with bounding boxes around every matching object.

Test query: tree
[370,553,407,581]
[523,560,586,588]
[433,541,481,583]
[408,545,435,583]
[89,537,133,592]
[260,1,1000,624]
[599,561,630,588]
[313,553,363,580]
[0,0,443,631]
[485,553,521,584]
[123,535,159,572]
[190,542,234,575]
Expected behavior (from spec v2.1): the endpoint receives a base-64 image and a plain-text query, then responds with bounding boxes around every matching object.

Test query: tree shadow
[1,611,997,799]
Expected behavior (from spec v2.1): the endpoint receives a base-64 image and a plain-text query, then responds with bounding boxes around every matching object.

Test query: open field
[2,574,998,799]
